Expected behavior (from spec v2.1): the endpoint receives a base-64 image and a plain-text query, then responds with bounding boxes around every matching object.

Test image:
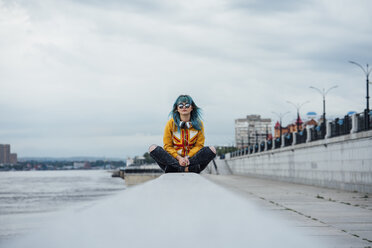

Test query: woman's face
[177,102,193,115]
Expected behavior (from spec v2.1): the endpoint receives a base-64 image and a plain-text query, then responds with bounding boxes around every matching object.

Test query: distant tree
[143,152,155,164]
[110,161,126,167]
[95,160,104,166]
[215,146,238,156]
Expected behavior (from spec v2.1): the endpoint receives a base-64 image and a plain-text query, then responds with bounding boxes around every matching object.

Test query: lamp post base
[365,108,370,130]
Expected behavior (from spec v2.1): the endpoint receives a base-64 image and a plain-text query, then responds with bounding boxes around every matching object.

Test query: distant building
[274,115,318,138]
[306,111,318,120]
[133,156,146,166]
[126,157,134,166]
[73,162,85,169]
[72,162,92,169]
[235,115,272,148]
[84,162,91,169]
[104,164,112,170]
[305,119,318,127]
[0,144,17,164]
[10,153,17,164]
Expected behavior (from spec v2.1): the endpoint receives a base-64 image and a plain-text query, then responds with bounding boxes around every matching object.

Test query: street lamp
[309,85,338,137]
[349,61,372,129]
[287,100,310,132]
[255,130,258,144]
[272,111,290,141]
[247,121,250,147]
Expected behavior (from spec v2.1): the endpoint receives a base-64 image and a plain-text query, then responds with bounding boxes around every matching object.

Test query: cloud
[0,0,371,157]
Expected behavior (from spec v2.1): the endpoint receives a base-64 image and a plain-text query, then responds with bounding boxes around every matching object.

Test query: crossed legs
[149,145,216,173]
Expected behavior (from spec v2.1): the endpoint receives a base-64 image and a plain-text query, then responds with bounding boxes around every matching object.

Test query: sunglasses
[178,103,191,109]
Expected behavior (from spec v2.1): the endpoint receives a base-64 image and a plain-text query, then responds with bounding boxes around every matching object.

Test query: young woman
[149,95,216,173]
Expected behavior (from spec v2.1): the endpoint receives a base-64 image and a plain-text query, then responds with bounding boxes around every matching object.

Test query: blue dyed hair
[170,95,203,131]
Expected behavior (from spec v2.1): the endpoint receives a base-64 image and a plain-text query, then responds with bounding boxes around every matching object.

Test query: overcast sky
[1,0,371,158]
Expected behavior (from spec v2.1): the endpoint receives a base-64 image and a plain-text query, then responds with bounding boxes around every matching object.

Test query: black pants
[150,146,216,173]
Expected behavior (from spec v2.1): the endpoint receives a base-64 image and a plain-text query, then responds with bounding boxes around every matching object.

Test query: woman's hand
[184,156,190,166]
[176,156,189,167]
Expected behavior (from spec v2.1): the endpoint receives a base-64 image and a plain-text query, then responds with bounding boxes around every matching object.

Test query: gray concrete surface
[5,173,330,248]
[204,174,372,248]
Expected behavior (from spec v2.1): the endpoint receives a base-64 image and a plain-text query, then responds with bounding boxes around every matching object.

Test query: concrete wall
[211,130,372,193]
[124,174,162,186]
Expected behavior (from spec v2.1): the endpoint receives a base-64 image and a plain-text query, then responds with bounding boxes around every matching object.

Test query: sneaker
[188,164,200,173]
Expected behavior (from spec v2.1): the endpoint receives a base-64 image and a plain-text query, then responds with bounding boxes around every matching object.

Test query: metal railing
[260,141,265,151]
[267,139,273,150]
[330,115,352,137]
[284,133,292,147]
[230,111,371,158]
[310,124,323,141]
[357,110,372,131]
[296,129,307,144]
[274,138,281,149]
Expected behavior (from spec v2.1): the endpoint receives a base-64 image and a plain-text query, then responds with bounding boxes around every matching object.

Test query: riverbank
[0,170,125,241]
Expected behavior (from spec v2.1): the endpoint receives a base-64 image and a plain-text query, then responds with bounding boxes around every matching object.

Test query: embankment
[208,130,372,193]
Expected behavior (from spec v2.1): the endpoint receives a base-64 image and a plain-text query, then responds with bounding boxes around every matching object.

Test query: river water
[0,170,126,241]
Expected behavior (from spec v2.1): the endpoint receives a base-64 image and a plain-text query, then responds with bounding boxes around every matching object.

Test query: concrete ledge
[5,174,327,248]
[217,130,372,193]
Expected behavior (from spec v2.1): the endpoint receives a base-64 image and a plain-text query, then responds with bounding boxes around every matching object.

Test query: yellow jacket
[163,118,205,158]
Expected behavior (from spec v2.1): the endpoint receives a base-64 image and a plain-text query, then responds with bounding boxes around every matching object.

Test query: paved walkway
[204,174,372,248]
[4,173,333,248]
